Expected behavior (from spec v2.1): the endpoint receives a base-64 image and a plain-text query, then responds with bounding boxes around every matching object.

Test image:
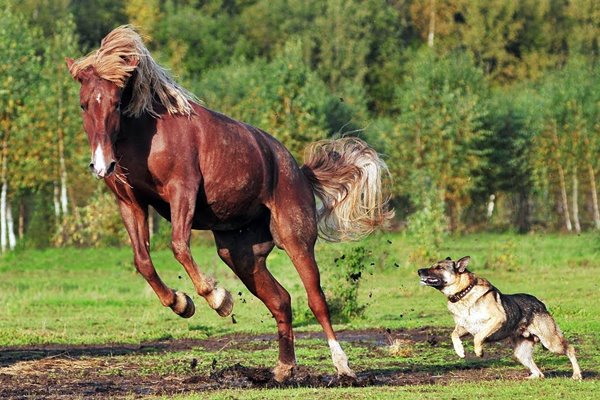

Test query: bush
[326,245,373,322]
[54,191,128,247]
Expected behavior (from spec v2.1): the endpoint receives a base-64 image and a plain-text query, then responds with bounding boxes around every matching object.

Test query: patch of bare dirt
[0,327,593,399]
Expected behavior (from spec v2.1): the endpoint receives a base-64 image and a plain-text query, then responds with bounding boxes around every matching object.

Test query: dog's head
[418,256,471,290]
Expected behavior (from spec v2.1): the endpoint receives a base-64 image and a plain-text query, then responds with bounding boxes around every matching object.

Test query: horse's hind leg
[118,200,195,318]
[213,224,296,382]
[270,205,355,379]
[169,185,233,317]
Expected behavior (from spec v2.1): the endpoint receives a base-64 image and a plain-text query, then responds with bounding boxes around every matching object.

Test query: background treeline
[0,0,598,251]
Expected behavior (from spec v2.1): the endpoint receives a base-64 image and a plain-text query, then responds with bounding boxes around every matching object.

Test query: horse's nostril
[89,162,95,171]
[106,160,117,176]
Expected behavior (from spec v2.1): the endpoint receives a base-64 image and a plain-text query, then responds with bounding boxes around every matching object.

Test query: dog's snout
[418,268,427,276]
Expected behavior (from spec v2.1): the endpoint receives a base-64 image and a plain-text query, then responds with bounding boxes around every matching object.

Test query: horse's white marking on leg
[328,339,356,378]
[96,92,102,103]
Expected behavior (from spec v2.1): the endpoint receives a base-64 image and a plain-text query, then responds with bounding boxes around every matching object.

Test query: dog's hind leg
[529,314,582,380]
[513,337,544,379]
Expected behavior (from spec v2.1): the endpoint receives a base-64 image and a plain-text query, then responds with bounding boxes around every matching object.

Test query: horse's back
[148,105,312,230]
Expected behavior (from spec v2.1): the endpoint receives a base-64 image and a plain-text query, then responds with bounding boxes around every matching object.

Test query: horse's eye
[80,104,86,111]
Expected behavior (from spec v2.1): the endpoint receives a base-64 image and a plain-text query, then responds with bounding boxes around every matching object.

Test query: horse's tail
[300,137,394,242]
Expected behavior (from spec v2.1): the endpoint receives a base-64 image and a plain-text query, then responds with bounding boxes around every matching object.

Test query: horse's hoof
[527,372,544,379]
[272,361,295,383]
[171,291,195,318]
[212,287,234,317]
[337,367,357,379]
[330,340,356,379]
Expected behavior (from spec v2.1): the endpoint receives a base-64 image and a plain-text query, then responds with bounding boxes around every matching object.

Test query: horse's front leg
[118,199,195,318]
[169,184,233,317]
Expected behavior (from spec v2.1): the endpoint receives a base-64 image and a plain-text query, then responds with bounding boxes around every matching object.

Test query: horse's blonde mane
[68,25,196,118]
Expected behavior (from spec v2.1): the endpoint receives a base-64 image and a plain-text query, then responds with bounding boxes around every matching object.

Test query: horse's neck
[121,79,135,110]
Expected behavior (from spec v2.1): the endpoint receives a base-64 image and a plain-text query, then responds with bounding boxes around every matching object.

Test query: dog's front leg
[473,319,504,357]
[452,325,468,358]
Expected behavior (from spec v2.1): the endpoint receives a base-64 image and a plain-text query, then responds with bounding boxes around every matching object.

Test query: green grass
[0,232,598,398]
[161,379,600,400]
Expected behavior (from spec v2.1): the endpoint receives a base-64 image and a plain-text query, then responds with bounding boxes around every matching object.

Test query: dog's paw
[456,350,465,359]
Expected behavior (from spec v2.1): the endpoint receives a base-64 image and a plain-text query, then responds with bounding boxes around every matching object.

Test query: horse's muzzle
[89,160,116,179]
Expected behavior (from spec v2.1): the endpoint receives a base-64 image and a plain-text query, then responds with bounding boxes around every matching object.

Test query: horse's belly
[192,196,267,231]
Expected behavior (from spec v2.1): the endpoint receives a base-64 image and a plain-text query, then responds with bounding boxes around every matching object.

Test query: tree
[0,6,42,251]
[534,58,599,231]
[384,49,488,232]
[69,0,127,49]
[194,40,364,161]
[475,90,537,232]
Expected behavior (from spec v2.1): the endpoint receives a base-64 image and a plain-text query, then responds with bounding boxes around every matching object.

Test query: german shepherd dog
[418,256,582,380]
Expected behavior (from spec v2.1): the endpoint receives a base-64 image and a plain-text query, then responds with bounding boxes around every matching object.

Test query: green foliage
[325,246,373,321]
[54,191,128,247]
[195,40,365,160]
[69,0,127,49]
[385,49,488,231]
[23,187,55,249]
[1,0,600,247]
[406,188,448,265]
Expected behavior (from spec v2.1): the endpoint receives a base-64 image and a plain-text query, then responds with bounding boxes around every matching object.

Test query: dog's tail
[301,137,394,242]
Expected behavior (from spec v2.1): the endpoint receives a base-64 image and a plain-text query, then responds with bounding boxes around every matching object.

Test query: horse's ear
[65,57,78,80]
[128,56,139,68]
[65,57,96,83]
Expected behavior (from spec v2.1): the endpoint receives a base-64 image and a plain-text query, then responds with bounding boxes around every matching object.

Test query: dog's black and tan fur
[418,256,582,380]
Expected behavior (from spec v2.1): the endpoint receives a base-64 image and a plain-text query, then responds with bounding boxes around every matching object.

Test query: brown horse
[66,26,393,382]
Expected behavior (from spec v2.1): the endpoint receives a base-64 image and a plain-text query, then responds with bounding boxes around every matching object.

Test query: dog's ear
[445,256,452,261]
[455,256,470,273]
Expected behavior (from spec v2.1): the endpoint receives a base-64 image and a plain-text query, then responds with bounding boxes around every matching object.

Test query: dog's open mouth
[420,276,443,287]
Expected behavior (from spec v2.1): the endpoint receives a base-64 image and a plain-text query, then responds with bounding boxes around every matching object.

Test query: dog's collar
[448,279,476,303]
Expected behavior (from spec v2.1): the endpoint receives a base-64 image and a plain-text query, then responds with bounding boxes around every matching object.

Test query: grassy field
[0,232,598,398]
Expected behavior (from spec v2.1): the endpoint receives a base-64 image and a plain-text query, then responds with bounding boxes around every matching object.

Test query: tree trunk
[0,181,6,253]
[427,0,436,48]
[53,182,61,218]
[571,167,581,234]
[57,92,69,216]
[56,65,69,218]
[588,162,600,230]
[18,197,24,239]
[516,190,530,233]
[1,135,7,253]
[7,201,16,250]
[551,126,572,232]
[557,163,572,232]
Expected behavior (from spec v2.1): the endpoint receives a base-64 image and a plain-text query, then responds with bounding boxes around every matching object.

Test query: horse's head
[66,57,135,179]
